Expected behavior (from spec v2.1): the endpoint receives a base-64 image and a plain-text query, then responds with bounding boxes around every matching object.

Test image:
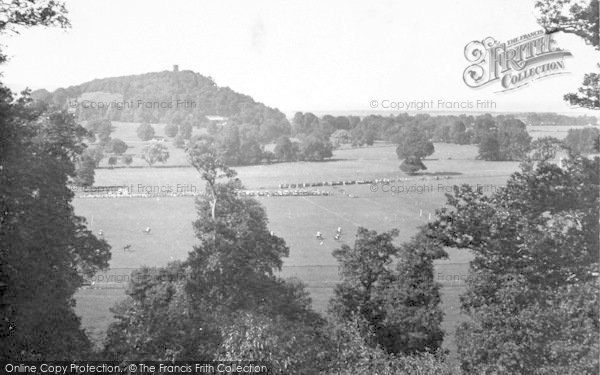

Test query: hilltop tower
[173,64,179,72]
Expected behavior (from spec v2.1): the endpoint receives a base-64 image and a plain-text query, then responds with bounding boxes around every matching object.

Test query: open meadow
[74,140,519,355]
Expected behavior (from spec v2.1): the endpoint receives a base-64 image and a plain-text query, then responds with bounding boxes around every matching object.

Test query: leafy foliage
[330,227,446,355]
[395,125,435,160]
[103,262,221,361]
[399,155,427,174]
[85,118,113,145]
[536,0,599,109]
[220,312,331,374]
[141,141,169,166]
[0,86,110,360]
[430,156,599,374]
[530,136,567,161]
[273,136,299,162]
[298,135,333,161]
[0,0,70,63]
[324,317,453,375]
[564,127,600,154]
[106,138,127,154]
[34,70,291,142]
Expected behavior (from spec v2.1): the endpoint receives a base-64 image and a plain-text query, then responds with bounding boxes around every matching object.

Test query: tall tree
[430,156,599,373]
[536,0,599,109]
[1,89,110,359]
[0,0,70,63]
[273,136,299,162]
[330,227,446,355]
[396,125,434,172]
[378,230,446,354]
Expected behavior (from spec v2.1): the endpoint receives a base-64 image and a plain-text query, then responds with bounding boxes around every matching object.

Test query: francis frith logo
[463,30,572,91]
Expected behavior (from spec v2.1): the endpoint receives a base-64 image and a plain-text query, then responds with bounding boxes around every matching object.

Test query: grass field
[74,142,519,356]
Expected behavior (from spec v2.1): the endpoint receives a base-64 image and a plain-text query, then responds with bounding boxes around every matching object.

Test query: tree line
[73,111,599,187]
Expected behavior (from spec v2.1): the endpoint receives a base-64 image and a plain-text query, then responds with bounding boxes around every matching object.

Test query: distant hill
[31,68,291,141]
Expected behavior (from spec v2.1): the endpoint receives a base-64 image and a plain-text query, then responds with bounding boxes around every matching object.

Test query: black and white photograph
[1,0,599,374]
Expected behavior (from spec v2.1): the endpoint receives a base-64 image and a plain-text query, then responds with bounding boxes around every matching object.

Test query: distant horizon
[2,0,598,116]
[5,70,600,120]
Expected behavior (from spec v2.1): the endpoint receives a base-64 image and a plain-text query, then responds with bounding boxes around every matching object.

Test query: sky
[1,0,598,115]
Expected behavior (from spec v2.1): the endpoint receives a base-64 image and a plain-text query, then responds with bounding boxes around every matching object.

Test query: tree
[85,146,104,166]
[292,112,319,135]
[495,118,531,160]
[330,228,400,329]
[399,155,427,174]
[396,125,434,160]
[477,133,501,161]
[186,148,320,320]
[85,118,113,145]
[273,136,299,162]
[299,135,333,161]
[431,156,599,373]
[351,122,377,147]
[0,0,70,63]
[472,114,496,144]
[378,230,446,354]
[186,178,291,311]
[564,65,599,110]
[330,129,351,147]
[107,156,117,168]
[164,123,178,137]
[1,5,110,357]
[141,141,169,166]
[106,138,128,154]
[535,0,599,109]
[105,162,323,362]
[179,121,193,139]
[259,117,292,142]
[215,124,241,165]
[535,0,598,48]
[74,152,96,186]
[220,312,330,374]
[396,126,434,170]
[103,262,221,361]
[326,318,452,375]
[330,227,446,355]
[1,88,110,360]
[450,121,469,144]
[530,136,566,161]
[239,135,264,166]
[73,145,103,186]
[564,127,600,154]
[136,122,155,141]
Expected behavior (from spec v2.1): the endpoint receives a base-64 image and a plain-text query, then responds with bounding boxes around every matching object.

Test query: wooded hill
[31,69,291,142]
